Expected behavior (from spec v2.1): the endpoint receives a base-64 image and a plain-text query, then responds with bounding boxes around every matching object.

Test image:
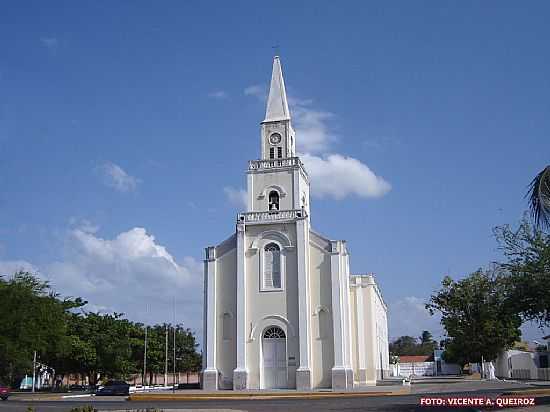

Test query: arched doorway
[261,326,287,389]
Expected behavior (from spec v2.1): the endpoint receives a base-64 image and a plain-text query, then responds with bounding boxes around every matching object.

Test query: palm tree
[527,166,550,230]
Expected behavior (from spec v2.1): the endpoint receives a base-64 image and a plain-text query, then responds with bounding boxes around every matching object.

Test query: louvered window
[263,243,281,289]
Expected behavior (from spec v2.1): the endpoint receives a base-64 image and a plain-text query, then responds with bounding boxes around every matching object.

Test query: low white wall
[495,350,538,380]
[396,362,434,377]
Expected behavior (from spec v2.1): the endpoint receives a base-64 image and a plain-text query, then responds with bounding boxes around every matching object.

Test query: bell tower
[245,56,309,217]
[260,56,296,160]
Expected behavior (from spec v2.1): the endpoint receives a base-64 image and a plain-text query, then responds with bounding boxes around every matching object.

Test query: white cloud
[224,186,247,209]
[290,98,336,154]
[388,296,443,341]
[0,260,39,277]
[244,84,267,101]
[0,225,204,338]
[300,153,391,200]
[208,90,228,100]
[98,162,140,192]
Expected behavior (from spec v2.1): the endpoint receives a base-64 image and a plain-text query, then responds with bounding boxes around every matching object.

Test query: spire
[264,56,291,123]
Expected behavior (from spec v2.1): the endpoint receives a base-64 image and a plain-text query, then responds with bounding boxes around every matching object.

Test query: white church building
[202,57,389,391]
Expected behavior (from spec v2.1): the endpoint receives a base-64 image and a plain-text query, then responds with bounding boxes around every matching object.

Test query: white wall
[308,231,334,388]
[214,246,237,389]
[244,224,299,389]
[495,350,537,379]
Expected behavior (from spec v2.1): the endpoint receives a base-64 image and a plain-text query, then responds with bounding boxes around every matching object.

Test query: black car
[68,384,86,392]
[95,380,130,396]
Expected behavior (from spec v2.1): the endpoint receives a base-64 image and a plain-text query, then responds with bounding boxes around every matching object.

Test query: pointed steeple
[264,56,291,123]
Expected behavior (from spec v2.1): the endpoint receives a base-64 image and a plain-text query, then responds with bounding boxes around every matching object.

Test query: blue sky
[1,1,549,344]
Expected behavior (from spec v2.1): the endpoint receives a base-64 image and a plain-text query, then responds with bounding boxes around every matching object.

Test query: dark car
[95,380,130,396]
[0,385,10,401]
[68,384,87,392]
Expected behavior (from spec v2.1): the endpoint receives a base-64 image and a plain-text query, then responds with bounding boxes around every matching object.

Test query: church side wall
[363,279,390,381]
[349,288,359,381]
[374,289,390,379]
[215,248,237,389]
[245,224,299,389]
[308,241,334,389]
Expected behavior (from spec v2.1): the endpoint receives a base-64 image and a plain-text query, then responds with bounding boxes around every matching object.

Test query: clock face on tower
[269,133,282,145]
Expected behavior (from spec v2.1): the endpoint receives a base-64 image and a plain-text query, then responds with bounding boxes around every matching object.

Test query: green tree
[389,333,437,357]
[420,330,433,345]
[426,270,521,366]
[494,217,550,327]
[173,325,201,380]
[67,312,141,385]
[419,330,437,354]
[527,166,550,230]
[0,271,85,385]
[389,336,419,356]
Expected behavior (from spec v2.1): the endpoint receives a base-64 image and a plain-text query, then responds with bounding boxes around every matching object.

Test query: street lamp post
[32,351,37,393]
[143,325,148,387]
[164,326,168,387]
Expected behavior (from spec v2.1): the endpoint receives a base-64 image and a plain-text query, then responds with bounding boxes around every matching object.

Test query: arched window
[268,191,279,211]
[263,243,281,289]
[317,307,330,340]
[263,326,286,339]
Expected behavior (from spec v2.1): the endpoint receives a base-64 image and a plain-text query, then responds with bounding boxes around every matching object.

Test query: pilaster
[233,222,248,390]
[330,240,353,390]
[341,250,354,386]
[365,276,379,385]
[296,217,312,390]
[355,279,367,384]
[203,246,218,390]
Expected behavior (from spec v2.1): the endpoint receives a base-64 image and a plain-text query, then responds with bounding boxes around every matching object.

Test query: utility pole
[173,297,176,393]
[143,324,148,387]
[32,351,36,393]
[164,326,168,386]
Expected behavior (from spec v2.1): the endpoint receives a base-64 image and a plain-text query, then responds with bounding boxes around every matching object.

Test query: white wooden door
[262,327,287,389]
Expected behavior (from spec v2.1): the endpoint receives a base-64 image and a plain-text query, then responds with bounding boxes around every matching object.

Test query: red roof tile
[399,355,431,363]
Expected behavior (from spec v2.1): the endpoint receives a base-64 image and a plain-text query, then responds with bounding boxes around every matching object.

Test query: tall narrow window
[269,147,275,159]
[268,190,279,211]
[222,312,232,341]
[317,308,330,340]
[264,243,281,289]
[277,147,282,158]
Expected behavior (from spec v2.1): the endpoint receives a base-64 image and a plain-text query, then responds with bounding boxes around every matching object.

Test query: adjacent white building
[202,57,389,391]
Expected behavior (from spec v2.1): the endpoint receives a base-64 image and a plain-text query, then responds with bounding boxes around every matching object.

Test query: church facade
[202,57,389,391]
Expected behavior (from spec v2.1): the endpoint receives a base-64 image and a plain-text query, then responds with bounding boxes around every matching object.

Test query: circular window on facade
[269,133,282,145]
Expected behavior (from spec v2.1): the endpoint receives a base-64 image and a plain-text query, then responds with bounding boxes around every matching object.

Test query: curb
[128,389,410,401]
[501,388,550,397]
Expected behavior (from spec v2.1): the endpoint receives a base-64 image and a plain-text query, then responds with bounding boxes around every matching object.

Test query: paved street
[1,380,549,412]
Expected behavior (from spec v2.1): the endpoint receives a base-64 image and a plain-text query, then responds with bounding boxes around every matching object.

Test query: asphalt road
[2,388,548,412]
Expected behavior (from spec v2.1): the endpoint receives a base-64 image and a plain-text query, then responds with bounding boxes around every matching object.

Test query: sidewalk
[128,386,410,401]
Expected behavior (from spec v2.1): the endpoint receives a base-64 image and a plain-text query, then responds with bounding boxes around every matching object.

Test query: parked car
[68,384,86,392]
[0,385,10,401]
[95,380,129,396]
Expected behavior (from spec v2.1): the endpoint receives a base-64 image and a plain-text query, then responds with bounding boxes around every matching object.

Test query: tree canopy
[0,271,201,387]
[494,217,550,327]
[389,331,437,357]
[426,270,522,365]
